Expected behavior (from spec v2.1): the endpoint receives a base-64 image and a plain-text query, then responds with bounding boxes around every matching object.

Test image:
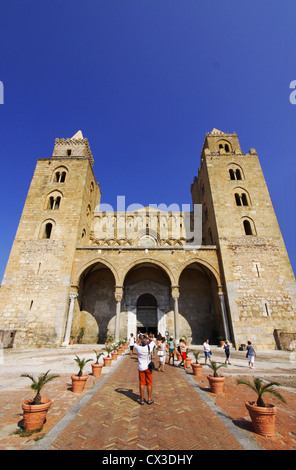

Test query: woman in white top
[129,333,135,355]
[203,339,211,364]
[157,337,166,372]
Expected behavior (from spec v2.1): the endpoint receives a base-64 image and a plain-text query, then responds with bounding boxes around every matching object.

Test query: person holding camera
[134,333,156,405]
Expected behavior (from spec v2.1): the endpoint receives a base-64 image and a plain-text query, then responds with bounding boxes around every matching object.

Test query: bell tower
[191,129,296,349]
[0,132,100,347]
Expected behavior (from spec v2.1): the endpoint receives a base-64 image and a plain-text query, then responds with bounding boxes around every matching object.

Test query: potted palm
[91,350,104,377]
[111,343,119,361]
[21,370,59,431]
[191,351,203,376]
[207,360,227,394]
[71,355,92,393]
[77,327,85,344]
[237,377,287,437]
[103,345,113,367]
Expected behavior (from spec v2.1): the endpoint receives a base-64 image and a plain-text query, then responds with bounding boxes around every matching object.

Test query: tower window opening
[235,193,242,206]
[241,193,249,206]
[236,169,242,180]
[229,169,235,180]
[225,144,230,152]
[44,222,53,239]
[243,220,253,236]
[67,149,72,156]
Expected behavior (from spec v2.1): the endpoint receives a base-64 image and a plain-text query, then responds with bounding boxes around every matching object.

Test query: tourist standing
[224,340,231,364]
[129,333,135,355]
[203,339,211,364]
[134,333,156,405]
[157,337,166,372]
[246,340,256,369]
[167,336,175,365]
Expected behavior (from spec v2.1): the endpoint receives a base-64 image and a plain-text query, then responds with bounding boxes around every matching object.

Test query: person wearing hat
[167,336,176,365]
[224,340,231,364]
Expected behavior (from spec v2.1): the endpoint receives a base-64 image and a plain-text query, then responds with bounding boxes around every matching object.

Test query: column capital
[114,286,123,302]
[69,292,78,301]
[171,285,180,300]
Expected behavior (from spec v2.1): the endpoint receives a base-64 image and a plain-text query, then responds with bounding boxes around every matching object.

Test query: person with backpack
[134,333,156,405]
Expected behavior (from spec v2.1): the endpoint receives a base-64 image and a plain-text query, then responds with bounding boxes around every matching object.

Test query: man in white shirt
[134,334,156,405]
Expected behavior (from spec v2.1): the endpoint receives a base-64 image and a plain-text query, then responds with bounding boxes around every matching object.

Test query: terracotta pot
[185,341,189,346]
[111,352,118,361]
[91,363,103,377]
[207,375,225,394]
[117,347,123,356]
[245,401,277,437]
[192,363,203,376]
[184,357,192,368]
[71,374,88,393]
[219,341,225,347]
[22,398,52,431]
[69,339,74,345]
[103,356,112,367]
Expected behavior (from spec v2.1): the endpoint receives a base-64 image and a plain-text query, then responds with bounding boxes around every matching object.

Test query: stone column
[218,289,231,342]
[114,287,123,341]
[171,286,180,341]
[62,292,78,346]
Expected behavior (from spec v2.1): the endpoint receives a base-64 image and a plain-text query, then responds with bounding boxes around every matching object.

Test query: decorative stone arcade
[63,257,229,345]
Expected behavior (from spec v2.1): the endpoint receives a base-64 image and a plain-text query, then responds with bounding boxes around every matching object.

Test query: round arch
[121,257,175,286]
[73,257,120,287]
[176,258,221,288]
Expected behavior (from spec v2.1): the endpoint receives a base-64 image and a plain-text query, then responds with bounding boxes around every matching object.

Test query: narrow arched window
[225,144,230,153]
[60,171,66,183]
[44,223,53,239]
[243,220,253,235]
[54,196,61,209]
[229,169,235,180]
[235,193,242,206]
[236,169,242,180]
[241,193,249,206]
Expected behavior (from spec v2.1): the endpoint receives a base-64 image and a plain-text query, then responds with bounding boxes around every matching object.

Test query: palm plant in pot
[184,348,192,369]
[91,350,104,377]
[71,355,92,393]
[191,351,203,376]
[237,377,287,437]
[111,343,119,361]
[103,345,113,367]
[21,370,59,431]
[207,360,227,394]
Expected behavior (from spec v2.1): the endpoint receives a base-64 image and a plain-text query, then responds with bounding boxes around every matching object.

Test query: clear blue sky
[0,0,296,281]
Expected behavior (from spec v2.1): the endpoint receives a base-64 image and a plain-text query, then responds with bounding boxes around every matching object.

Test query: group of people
[128,332,257,405]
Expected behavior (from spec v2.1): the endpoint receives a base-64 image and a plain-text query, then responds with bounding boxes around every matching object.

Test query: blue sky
[0,0,296,280]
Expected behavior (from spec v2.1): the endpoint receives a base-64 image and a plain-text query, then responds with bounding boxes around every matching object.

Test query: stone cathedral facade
[0,129,295,350]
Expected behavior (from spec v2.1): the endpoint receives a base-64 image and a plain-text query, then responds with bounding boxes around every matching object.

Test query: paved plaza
[0,344,295,451]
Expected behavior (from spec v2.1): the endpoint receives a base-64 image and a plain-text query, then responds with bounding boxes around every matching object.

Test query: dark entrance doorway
[136,293,157,336]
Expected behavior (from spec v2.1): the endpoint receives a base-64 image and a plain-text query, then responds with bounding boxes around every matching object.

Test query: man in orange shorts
[134,334,156,405]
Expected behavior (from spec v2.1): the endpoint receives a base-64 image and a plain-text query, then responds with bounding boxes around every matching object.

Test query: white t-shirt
[203,342,211,352]
[129,336,135,346]
[134,341,156,371]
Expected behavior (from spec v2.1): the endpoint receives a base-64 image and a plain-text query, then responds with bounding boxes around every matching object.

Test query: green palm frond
[237,377,287,407]
[208,360,227,377]
[21,370,59,405]
[74,355,92,376]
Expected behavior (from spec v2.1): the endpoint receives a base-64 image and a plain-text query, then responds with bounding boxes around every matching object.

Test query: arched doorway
[74,262,116,343]
[136,293,158,336]
[178,262,224,344]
